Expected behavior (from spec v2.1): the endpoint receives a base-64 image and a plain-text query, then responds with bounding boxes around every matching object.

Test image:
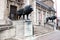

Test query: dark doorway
[9,5,18,20]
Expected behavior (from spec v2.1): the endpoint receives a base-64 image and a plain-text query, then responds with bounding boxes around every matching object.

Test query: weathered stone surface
[34,24,54,36]
[13,20,24,39]
[35,30,60,40]
[24,20,33,36]
[0,18,15,40]
[0,28,15,40]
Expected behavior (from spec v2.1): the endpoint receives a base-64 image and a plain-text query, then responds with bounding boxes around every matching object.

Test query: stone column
[36,9,40,25]
[41,11,44,26]
[32,0,36,25]
[0,0,7,25]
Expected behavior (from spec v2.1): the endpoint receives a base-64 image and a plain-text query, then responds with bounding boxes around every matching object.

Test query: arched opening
[9,5,19,20]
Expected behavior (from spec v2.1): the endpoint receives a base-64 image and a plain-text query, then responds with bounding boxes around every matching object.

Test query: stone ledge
[0,18,13,32]
[0,26,14,32]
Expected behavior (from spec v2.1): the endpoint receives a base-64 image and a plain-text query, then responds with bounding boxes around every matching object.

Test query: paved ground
[34,24,54,36]
[35,30,60,40]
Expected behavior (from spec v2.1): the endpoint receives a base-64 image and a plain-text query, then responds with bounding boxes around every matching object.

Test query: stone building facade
[0,0,56,40]
[36,0,56,26]
[4,0,36,25]
[0,0,56,25]
[1,0,56,26]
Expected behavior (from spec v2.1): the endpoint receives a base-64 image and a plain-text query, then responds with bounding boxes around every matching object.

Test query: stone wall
[43,0,54,7]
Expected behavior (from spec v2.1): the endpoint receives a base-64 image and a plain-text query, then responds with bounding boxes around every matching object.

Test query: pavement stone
[34,24,54,36]
[35,30,60,40]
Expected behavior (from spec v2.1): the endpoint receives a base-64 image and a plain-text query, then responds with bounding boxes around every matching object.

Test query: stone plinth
[24,20,33,36]
[13,20,24,39]
[12,20,33,40]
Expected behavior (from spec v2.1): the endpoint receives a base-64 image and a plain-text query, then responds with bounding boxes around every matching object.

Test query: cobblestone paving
[34,24,54,36]
[35,30,60,40]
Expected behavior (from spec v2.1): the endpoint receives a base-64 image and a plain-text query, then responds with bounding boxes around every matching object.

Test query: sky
[53,0,60,17]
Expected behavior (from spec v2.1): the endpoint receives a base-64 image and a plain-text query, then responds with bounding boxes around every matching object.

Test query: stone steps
[0,27,15,40]
[34,24,54,36]
[0,19,15,40]
[0,26,14,32]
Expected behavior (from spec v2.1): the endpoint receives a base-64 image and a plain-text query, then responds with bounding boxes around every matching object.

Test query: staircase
[0,19,15,40]
[34,24,54,36]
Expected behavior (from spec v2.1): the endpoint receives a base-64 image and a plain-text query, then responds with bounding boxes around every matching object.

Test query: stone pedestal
[12,20,33,40]
[24,20,33,36]
[12,20,24,39]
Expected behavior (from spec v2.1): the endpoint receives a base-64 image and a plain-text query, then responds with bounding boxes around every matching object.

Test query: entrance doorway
[9,5,18,20]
